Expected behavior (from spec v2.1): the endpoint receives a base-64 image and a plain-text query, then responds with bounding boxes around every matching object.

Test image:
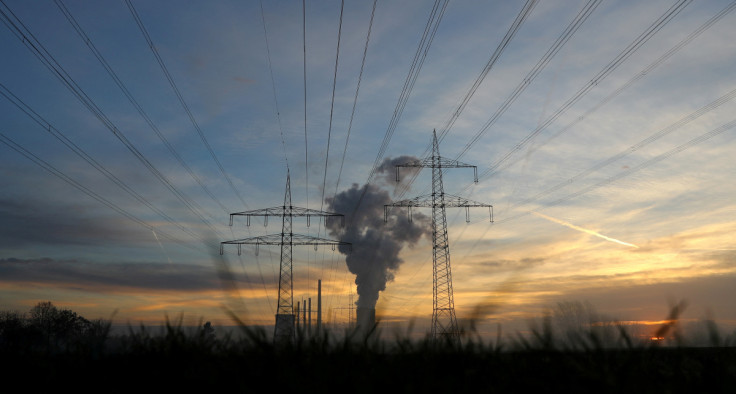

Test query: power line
[401,0,604,200]
[327,0,378,315]
[453,0,602,161]
[7,0,274,318]
[303,0,309,209]
[0,83,202,242]
[450,0,736,297]
[253,0,289,317]
[0,131,200,252]
[501,0,736,177]
[453,111,736,277]
[303,0,312,297]
[349,0,450,223]
[54,0,232,216]
[259,0,290,171]
[318,0,345,285]
[366,0,449,185]
[0,0,225,239]
[380,1,708,320]
[395,0,547,199]
[476,0,693,183]
[334,0,377,199]
[454,0,730,199]
[438,0,541,144]
[506,86,736,217]
[338,0,525,316]
[498,117,736,226]
[319,0,345,216]
[124,0,249,211]
[332,0,450,312]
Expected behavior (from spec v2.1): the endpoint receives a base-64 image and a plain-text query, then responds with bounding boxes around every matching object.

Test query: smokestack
[317,279,322,335]
[308,297,312,337]
[295,301,300,331]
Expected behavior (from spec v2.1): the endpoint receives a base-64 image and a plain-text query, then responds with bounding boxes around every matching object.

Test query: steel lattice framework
[385,130,492,343]
[220,172,350,343]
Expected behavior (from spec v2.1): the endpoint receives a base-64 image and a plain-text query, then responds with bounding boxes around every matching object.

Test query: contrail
[151,229,173,264]
[532,212,638,248]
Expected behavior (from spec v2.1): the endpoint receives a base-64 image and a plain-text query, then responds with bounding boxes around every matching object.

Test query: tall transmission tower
[385,130,493,343]
[220,171,350,343]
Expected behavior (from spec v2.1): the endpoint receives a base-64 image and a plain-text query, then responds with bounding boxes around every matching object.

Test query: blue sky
[1,0,735,340]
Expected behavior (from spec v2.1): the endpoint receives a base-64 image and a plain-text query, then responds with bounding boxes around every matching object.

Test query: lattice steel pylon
[385,130,492,343]
[220,171,350,343]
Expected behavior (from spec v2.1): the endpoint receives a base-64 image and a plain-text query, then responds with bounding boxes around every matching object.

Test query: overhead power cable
[0,0,224,238]
[54,0,231,215]
[0,83,202,241]
[456,0,731,198]
[510,86,736,215]
[401,0,600,201]
[437,0,541,144]
[317,0,345,285]
[476,0,693,182]
[365,0,449,185]
[349,0,449,223]
[256,0,285,316]
[326,0,378,315]
[0,131,200,252]
[453,0,602,161]
[124,0,249,210]
[455,0,736,281]
[303,0,309,208]
[495,0,736,178]
[334,0,377,199]
[259,0,289,171]
[461,114,736,259]
[500,117,736,225]
[395,0,545,199]
[319,0,345,215]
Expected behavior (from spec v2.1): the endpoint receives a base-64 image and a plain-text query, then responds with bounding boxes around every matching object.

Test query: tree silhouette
[8,301,97,352]
[0,310,30,353]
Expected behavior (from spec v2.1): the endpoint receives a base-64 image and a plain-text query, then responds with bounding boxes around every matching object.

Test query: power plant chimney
[295,301,300,331]
[317,279,322,336]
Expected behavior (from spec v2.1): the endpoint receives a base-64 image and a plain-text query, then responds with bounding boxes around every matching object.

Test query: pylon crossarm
[384,194,493,222]
[220,234,351,255]
[383,196,426,222]
[385,195,430,208]
[228,207,345,227]
[386,194,490,208]
[396,157,478,182]
[396,156,475,169]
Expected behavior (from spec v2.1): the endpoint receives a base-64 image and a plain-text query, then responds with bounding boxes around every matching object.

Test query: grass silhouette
[2,301,735,392]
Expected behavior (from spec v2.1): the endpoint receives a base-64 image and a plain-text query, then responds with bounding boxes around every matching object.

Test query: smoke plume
[326,156,430,309]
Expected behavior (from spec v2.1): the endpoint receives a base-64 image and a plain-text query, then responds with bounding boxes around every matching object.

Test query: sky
[1,0,735,341]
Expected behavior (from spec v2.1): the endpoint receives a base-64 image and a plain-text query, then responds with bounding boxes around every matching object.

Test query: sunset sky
[1,0,735,340]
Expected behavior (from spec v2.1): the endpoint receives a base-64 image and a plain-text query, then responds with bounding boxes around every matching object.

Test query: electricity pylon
[385,130,492,343]
[220,171,350,343]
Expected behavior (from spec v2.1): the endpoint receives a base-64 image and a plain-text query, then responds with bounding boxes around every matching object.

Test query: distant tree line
[0,301,110,354]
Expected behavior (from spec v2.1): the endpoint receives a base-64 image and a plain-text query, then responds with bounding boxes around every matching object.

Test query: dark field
[2,302,736,393]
